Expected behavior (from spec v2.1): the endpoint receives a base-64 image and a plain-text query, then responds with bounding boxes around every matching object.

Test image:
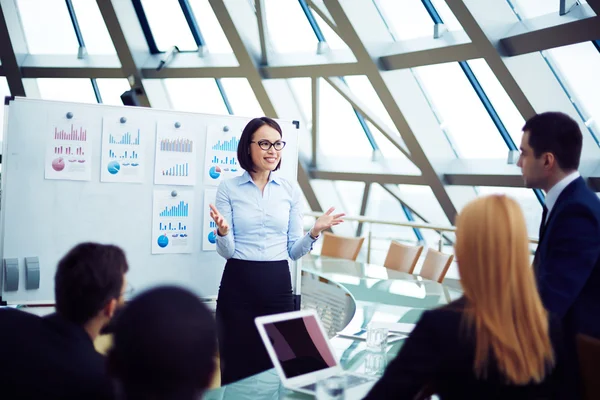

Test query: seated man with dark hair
[108,286,217,400]
[0,242,129,400]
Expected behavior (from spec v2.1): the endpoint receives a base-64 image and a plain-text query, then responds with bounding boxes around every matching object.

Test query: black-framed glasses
[251,140,286,151]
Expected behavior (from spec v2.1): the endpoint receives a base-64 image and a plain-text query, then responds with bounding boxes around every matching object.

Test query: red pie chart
[52,157,65,172]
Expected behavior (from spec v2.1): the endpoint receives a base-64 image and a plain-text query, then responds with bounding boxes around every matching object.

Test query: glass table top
[204,255,463,399]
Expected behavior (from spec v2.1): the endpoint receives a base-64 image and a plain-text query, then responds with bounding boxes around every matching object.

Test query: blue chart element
[157,235,169,248]
[107,161,120,175]
[159,222,187,231]
[109,130,140,145]
[109,149,138,159]
[211,155,237,165]
[159,201,189,217]
[209,166,221,179]
[162,162,189,177]
[212,136,239,152]
[208,230,217,244]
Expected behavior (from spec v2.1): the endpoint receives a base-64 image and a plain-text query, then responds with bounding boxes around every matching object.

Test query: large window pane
[71,0,117,55]
[414,62,509,159]
[468,59,525,147]
[265,0,318,53]
[141,0,197,51]
[164,78,228,115]
[509,0,558,19]
[17,0,79,54]
[219,78,264,117]
[312,12,349,50]
[546,42,600,145]
[375,0,434,40]
[35,78,97,104]
[188,0,233,53]
[319,79,374,157]
[96,79,131,106]
[430,0,463,31]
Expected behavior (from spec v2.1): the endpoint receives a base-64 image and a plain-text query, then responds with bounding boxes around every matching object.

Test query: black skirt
[216,259,294,385]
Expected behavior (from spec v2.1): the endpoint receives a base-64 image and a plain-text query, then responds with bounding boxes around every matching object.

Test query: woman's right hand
[209,204,230,236]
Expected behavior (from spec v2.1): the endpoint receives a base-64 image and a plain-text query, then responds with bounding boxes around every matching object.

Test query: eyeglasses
[251,140,286,151]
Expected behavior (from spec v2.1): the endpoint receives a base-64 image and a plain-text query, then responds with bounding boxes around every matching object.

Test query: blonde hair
[455,195,554,384]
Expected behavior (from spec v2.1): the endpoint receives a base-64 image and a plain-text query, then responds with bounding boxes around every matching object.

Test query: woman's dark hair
[237,117,283,172]
[54,243,129,325]
[108,286,217,399]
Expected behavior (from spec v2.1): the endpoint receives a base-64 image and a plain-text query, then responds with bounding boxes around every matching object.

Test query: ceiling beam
[310,169,424,185]
[0,0,27,96]
[380,42,479,70]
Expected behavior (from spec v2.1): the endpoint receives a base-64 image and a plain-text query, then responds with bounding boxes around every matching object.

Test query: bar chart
[161,163,189,177]
[109,130,140,145]
[54,146,84,155]
[54,125,87,141]
[159,201,189,217]
[211,155,238,165]
[211,136,239,152]
[210,221,217,228]
[159,222,187,231]
[161,138,193,153]
[109,149,139,159]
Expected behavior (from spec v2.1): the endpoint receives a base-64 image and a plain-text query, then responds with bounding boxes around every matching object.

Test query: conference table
[203,255,463,400]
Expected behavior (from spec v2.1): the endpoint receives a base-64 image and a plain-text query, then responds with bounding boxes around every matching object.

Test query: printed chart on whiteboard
[45,118,92,181]
[154,121,198,186]
[202,188,218,251]
[204,125,245,186]
[100,118,147,183]
[152,190,195,254]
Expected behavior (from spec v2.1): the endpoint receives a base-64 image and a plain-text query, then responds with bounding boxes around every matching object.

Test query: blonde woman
[365,195,574,399]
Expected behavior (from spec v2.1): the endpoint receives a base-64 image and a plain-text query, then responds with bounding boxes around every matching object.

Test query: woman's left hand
[311,207,345,237]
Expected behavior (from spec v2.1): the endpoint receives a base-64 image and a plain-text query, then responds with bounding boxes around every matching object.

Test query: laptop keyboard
[299,374,373,393]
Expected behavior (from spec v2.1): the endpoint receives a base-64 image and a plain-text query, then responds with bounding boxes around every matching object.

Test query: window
[17,0,79,54]
[163,78,228,114]
[265,0,318,53]
[95,79,132,106]
[413,62,510,159]
[546,42,600,145]
[188,0,233,53]
[375,0,436,41]
[71,0,117,55]
[219,78,264,117]
[140,0,197,51]
[35,79,97,104]
[467,58,525,147]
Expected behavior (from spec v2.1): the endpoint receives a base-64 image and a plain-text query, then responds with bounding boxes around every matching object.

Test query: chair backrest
[320,232,365,261]
[419,249,454,283]
[577,333,600,400]
[383,241,424,273]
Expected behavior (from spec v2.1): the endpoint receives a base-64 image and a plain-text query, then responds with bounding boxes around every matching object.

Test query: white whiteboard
[0,98,300,304]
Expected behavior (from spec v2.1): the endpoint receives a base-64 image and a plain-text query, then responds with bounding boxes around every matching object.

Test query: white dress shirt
[543,171,580,223]
[215,171,317,261]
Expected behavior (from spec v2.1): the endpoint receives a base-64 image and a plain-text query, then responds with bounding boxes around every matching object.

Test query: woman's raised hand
[209,204,230,236]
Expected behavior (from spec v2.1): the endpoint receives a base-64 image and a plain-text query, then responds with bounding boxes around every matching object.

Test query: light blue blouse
[215,171,317,261]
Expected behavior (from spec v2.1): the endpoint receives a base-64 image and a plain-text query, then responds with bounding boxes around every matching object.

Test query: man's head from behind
[108,286,217,399]
[517,111,582,191]
[55,243,129,330]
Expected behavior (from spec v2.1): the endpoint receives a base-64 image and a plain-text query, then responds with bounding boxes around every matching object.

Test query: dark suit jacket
[364,298,575,400]
[0,308,114,400]
[534,177,600,339]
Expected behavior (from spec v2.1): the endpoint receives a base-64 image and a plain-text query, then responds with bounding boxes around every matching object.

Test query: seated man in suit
[108,286,217,400]
[518,111,600,339]
[0,242,129,400]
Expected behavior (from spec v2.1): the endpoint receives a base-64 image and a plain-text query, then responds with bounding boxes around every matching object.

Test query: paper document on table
[369,322,416,334]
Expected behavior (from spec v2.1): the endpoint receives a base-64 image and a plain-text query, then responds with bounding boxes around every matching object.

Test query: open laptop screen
[262,314,337,379]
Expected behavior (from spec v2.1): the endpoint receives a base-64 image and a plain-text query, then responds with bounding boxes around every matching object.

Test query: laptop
[255,309,377,399]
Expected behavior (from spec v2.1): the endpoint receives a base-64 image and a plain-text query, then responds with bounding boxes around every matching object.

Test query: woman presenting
[209,117,344,384]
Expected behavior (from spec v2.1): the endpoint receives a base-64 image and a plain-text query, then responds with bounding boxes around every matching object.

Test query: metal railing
[305,211,539,263]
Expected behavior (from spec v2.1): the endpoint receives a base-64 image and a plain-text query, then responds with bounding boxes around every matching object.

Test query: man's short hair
[237,117,283,173]
[108,286,217,398]
[55,243,129,325]
[522,111,583,171]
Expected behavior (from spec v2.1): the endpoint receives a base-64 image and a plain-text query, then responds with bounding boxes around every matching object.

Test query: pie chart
[157,234,169,248]
[52,157,65,172]
[208,230,217,244]
[108,161,120,175]
[209,166,221,179]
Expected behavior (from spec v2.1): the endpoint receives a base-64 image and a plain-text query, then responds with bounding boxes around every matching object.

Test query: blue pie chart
[208,230,217,244]
[157,234,169,248]
[209,166,221,179]
[108,161,120,175]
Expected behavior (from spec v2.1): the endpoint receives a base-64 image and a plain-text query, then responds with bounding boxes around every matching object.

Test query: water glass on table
[366,326,388,352]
